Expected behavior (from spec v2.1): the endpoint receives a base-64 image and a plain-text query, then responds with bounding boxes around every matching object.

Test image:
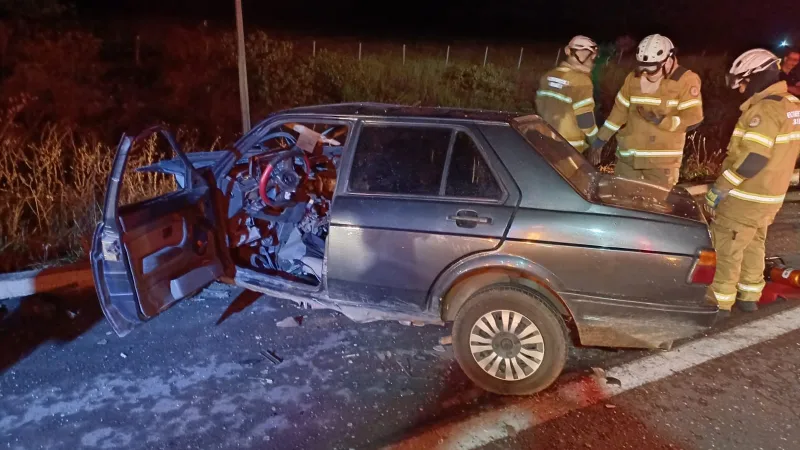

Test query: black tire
[452,284,568,396]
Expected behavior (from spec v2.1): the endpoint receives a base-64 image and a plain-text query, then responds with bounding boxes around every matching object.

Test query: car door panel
[91,127,225,336]
[119,197,223,319]
[327,196,510,309]
[326,122,519,311]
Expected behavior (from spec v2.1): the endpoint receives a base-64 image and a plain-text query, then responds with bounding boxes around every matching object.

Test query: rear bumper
[563,293,719,349]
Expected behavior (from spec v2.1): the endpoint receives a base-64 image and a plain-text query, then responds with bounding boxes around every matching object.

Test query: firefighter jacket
[596,66,704,169]
[535,62,598,152]
[714,81,800,229]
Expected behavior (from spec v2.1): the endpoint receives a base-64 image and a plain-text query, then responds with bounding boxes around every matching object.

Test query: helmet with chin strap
[566,35,598,64]
[635,34,675,77]
[726,48,780,89]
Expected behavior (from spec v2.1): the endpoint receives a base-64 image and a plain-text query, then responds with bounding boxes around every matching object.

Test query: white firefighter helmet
[566,35,598,64]
[636,34,675,74]
[568,35,598,53]
[726,48,780,89]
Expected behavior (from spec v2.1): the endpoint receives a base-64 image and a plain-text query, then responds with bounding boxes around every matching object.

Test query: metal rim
[469,309,544,381]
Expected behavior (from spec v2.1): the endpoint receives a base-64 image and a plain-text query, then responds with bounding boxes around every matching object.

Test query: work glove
[703,185,728,220]
[637,106,665,125]
[586,138,605,165]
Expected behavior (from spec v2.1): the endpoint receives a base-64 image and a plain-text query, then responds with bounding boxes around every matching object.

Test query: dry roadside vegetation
[0,17,736,272]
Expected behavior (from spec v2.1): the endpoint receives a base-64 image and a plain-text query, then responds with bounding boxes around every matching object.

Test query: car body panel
[326,120,520,310]
[93,104,718,349]
[91,128,227,337]
[506,208,710,255]
[427,240,715,349]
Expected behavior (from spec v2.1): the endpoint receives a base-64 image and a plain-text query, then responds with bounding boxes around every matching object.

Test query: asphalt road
[1,203,800,450]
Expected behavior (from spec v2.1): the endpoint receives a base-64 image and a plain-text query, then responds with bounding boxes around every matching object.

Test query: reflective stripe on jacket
[596,66,704,169]
[535,63,598,152]
[715,82,800,228]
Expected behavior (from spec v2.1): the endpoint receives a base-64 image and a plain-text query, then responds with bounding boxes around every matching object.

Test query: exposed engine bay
[221,122,348,286]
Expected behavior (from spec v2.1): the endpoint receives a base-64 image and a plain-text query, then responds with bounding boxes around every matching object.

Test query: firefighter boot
[736,301,758,312]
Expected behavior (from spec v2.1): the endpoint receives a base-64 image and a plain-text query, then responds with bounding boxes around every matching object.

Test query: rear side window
[445,132,502,200]
[349,125,451,195]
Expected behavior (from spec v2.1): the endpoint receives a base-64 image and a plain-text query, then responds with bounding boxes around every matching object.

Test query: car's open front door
[90,127,227,337]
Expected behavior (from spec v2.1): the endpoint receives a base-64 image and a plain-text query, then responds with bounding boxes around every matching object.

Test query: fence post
[358,42,362,61]
[313,40,316,57]
[403,44,406,65]
[483,46,488,66]
[135,35,140,67]
[446,45,450,66]
[555,47,561,66]
[517,47,523,70]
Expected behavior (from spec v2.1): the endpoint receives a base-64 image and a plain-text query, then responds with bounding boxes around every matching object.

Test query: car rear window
[349,125,451,196]
[511,115,596,199]
[445,131,502,200]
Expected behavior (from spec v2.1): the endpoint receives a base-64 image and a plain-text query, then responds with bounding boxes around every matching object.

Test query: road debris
[439,335,452,346]
[344,353,359,359]
[377,352,386,361]
[120,352,128,359]
[398,320,411,326]
[605,404,616,409]
[396,359,410,377]
[591,367,622,386]
[432,345,446,353]
[97,339,107,346]
[261,349,283,365]
[276,316,304,328]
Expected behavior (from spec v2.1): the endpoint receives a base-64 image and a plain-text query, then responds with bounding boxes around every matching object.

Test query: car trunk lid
[594,174,706,223]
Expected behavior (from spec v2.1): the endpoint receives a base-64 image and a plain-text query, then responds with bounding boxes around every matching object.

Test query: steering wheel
[258,149,311,208]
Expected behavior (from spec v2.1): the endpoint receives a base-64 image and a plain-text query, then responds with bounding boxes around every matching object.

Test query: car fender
[429,253,574,322]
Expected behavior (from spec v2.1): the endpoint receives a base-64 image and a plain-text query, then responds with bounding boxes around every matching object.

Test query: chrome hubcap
[469,310,544,381]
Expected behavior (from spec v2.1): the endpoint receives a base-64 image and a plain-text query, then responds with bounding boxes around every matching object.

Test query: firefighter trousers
[614,160,680,189]
[707,218,767,310]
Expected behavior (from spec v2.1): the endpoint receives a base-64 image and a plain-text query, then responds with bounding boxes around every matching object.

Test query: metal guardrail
[0,262,93,301]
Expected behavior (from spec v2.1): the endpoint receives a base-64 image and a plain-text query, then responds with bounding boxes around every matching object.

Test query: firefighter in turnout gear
[535,35,600,153]
[590,34,704,187]
[704,48,800,314]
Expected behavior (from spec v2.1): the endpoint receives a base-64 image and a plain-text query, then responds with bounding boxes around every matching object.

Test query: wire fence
[206,32,576,71]
[295,39,566,69]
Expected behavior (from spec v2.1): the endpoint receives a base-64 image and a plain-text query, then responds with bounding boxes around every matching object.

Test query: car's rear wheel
[452,284,568,395]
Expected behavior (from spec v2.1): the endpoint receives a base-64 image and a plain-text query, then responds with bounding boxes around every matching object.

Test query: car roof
[275,102,527,123]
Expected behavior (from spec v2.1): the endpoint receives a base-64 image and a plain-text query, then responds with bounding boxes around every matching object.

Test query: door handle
[447,209,493,228]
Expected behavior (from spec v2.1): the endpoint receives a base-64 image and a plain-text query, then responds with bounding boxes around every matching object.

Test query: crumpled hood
[595,174,706,222]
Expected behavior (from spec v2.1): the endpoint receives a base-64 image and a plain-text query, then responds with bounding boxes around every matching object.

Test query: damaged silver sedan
[91,103,719,395]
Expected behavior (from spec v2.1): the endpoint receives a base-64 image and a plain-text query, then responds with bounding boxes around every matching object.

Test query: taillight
[688,249,716,285]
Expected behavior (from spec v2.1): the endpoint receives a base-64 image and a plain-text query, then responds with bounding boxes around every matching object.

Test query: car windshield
[510,115,597,199]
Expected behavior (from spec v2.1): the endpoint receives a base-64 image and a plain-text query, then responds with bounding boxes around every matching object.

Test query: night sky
[73,0,797,51]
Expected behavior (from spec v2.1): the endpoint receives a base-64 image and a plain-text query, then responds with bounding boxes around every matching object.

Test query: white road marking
[387,305,800,450]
